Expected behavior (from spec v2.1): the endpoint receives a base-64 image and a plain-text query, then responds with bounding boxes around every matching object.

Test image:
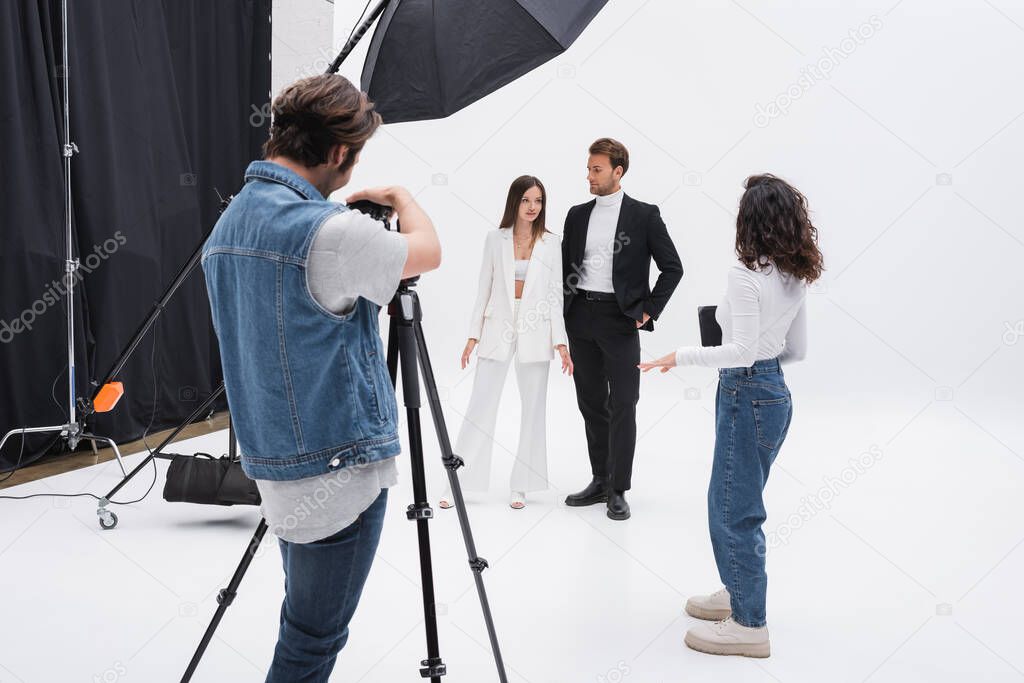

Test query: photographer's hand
[346,186,441,278]
[346,186,410,210]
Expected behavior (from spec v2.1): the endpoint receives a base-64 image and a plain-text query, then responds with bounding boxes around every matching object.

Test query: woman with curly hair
[639,174,823,658]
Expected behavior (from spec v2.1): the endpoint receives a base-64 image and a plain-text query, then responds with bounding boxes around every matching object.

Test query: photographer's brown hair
[588,137,629,176]
[263,74,382,171]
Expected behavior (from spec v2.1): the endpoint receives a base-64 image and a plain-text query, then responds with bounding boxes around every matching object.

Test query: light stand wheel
[98,509,118,530]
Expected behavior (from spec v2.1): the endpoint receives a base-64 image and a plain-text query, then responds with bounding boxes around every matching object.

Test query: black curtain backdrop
[0,0,271,468]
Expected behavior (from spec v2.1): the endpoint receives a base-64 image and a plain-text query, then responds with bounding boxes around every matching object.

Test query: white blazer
[467,228,568,363]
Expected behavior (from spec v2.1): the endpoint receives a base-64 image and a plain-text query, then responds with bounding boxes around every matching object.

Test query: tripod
[182,278,508,682]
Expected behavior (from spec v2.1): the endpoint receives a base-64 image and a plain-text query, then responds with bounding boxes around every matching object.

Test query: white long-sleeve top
[675,261,808,368]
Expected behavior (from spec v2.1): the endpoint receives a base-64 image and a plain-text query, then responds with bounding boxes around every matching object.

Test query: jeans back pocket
[752,396,792,450]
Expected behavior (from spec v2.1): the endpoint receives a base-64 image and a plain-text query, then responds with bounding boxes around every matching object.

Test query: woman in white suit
[440,175,573,510]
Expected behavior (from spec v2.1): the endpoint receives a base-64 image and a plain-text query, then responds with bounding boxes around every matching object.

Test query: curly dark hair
[263,74,381,171]
[735,174,823,283]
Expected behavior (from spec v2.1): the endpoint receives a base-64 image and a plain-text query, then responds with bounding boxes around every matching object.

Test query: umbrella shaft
[326,0,389,75]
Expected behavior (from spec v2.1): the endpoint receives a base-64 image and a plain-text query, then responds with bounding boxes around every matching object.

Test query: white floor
[1,377,1022,683]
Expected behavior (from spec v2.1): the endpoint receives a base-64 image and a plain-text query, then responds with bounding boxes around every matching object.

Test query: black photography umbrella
[359,0,609,123]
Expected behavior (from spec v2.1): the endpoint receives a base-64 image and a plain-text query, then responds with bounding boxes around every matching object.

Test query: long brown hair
[499,175,549,245]
[735,174,823,283]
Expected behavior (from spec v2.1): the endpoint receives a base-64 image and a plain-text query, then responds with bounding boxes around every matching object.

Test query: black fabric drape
[0,0,271,468]
[0,0,73,463]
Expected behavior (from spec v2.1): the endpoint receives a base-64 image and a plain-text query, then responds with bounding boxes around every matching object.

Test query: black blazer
[562,194,683,331]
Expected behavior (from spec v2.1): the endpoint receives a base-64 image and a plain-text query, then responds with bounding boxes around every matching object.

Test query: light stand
[0,0,126,477]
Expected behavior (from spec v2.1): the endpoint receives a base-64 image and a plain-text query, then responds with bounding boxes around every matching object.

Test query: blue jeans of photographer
[266,488,388,683]
[708,357,793,628]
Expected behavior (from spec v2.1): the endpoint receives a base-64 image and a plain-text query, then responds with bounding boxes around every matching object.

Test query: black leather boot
[564,476,609,507]
[606,490,630,520]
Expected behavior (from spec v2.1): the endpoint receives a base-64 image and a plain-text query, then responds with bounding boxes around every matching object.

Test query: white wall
[317,1,1022,444]
[271,0,333,95]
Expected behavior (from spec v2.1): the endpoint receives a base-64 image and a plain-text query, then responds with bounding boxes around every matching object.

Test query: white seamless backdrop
[324,3,1024,676]
[329,0,1024,415]
[1,3,1021,683]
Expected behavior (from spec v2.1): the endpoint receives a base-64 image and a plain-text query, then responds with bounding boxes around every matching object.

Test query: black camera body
[348,199,396,230]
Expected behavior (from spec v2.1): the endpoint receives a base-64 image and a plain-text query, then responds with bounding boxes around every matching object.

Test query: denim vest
[201,161,400,481]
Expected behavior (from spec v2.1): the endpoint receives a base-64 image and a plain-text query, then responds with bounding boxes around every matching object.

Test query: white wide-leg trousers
[454,301,551,494]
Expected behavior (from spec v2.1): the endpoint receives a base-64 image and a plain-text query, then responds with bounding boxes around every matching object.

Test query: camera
[349,199,396,230]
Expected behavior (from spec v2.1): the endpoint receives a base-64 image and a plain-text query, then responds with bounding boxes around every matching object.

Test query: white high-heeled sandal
[438,488,454,509]
[509,491,526,509]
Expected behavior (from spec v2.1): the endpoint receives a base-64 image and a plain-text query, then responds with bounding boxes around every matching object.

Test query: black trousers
[565,296,641,491]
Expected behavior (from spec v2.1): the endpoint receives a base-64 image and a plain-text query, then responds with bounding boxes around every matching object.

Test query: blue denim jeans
[266,488,388,683]
[708,358,792,628]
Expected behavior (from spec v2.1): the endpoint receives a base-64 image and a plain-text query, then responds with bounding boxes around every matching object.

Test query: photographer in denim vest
[201,74,441,682]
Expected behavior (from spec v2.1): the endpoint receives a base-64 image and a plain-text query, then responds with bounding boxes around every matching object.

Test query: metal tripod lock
[407,501,434,520]
[420,656,447,678]
[443,453,465,471]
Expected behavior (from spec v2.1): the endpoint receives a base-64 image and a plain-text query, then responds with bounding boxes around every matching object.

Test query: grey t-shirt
[256,209,408,543]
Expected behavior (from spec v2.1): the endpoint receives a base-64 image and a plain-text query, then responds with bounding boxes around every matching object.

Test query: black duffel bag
[162,452,261,506]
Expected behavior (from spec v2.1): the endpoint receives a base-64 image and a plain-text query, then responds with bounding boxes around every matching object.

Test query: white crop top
[514,259,529,280]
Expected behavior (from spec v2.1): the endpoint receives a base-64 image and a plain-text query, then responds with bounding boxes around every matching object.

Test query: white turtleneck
[578,188,624,293]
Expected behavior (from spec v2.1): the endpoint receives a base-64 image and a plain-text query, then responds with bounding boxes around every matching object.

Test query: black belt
[577,288,617,302]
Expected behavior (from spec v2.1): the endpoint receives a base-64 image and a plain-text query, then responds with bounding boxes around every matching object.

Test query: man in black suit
[562,138,683,520]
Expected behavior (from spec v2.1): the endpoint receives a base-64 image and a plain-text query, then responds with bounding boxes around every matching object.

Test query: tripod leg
[412,322,509,683]
[386,312,400,385]
[387,286,509,681]
[182,518,269,683]
[228,415,237,461]
[394,316,446,682]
